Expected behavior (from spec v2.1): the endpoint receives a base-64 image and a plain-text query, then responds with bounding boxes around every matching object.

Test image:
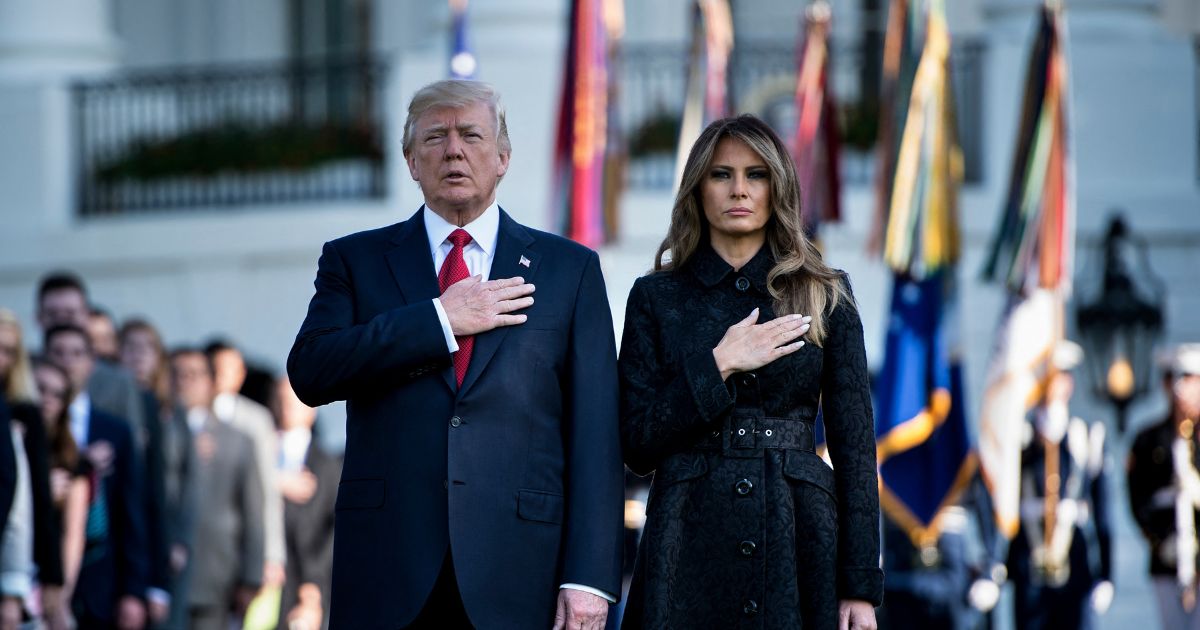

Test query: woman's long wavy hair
[654,114,850,345]
[31,358,78,472]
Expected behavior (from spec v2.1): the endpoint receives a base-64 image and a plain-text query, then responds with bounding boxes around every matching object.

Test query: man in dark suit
[44,325,148,629]
[288,79,623,629]
[274,376,340,630]
[169,348,264,630]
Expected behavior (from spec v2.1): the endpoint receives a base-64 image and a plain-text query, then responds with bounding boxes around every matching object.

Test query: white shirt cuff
[560,583,617,604]
[0,572,30,599]
[431,298,459,353]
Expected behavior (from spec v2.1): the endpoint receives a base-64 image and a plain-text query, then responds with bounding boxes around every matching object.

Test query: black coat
[618,243,884,629]
[277,439,340,630]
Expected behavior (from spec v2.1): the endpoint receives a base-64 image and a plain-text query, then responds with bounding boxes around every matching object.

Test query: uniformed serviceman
[1007,341,1113,630]
[1128,343,1200,630]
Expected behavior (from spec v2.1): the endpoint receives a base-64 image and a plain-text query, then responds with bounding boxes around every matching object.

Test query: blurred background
[0,0,1198,628]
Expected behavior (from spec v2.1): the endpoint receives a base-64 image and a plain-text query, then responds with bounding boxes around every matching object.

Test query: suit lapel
[385,209,457,392]
[458,209,539,397]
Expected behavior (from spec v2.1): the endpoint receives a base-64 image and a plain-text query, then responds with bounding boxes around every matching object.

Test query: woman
[619,115,882,629]
[0,310,70,630]
[31,358,90,630]
[119,318,171,417]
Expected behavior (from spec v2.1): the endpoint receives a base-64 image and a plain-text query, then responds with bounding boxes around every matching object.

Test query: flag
[673,0,734,192]
[978,0,1074,539]
[551,0,615,248]
[871,0,973,546]
[791,1,842,236]
[867,0,919,255]
[448,0,476,79]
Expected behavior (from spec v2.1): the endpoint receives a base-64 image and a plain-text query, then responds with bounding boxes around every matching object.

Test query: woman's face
[34,365,69,428]
[700,137,773,243]
[0,324,17,384]
[120,328,160,389]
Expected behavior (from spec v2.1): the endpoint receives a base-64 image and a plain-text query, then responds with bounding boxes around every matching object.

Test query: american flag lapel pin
[519,255,531,268]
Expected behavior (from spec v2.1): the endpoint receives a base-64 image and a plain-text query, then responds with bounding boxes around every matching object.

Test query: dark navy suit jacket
[73,405,148,624]
[287,208,624,629]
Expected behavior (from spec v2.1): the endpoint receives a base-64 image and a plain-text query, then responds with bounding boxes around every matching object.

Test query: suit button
[735,479,753,496]
[743,599,758,615]
[739,540,756,556]
[450,416,462,428]
[735,277,750,291]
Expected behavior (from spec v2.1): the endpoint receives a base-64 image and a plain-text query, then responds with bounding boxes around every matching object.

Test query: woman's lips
[725,207,752,216]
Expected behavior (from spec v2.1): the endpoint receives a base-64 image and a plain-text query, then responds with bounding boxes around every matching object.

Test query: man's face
[120,329,160,389]
[212,348,246,396]
[172,353,214,411]
[88,313,119,360]
[46,331,94,393]
[1176,374,1200,420]
[405,101,510,219]
[38,288,89,331]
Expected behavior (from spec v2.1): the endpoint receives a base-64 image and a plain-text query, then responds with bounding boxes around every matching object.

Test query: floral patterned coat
[618,243,884,629]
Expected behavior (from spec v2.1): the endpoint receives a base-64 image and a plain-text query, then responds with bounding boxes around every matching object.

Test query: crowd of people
[0,272,339,630]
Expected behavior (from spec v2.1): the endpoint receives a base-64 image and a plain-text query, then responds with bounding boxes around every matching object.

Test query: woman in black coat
[619,115,883,629]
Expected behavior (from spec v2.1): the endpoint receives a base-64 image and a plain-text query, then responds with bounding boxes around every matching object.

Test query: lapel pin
[519,255,531,268]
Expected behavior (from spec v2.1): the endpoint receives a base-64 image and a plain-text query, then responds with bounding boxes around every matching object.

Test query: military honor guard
[1129,343,1200,630]
[1007,341,1113,630]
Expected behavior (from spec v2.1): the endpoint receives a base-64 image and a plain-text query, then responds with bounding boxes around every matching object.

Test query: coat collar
[688,240,773,294]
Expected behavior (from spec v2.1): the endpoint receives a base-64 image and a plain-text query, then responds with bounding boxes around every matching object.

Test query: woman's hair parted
[653,114,850,345]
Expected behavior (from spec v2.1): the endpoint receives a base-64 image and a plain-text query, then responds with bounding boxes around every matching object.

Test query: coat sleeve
[237,436,265,589]
[287,240,452,407]
[113,420,150,600]
[819,279,885,606]
[618,277,734,475]
[15,404,64,586]
[558,252,624,598]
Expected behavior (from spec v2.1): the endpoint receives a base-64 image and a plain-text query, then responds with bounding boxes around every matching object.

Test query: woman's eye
[748,170,768,179]
[710,170,730,179]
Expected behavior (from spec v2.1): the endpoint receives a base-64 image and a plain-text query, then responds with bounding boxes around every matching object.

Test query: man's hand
[441,276,535,336]
[838,599,877,630]
[279,469,318,504]
[147,598,170,624]
[552,589,607,630]
[116,595,146,630]
[233,585,258,617]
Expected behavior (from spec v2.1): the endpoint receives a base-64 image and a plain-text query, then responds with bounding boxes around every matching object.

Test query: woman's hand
[838,599,877,630]
[712,308,810,381]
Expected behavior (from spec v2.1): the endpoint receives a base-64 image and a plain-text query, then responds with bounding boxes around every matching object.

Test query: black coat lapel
[458,209,539,397]
[385,208,456,392]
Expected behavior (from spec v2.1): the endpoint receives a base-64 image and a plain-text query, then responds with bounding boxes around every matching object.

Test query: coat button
[739,540,757,556]
[450,415,462,428]
[735,277,750,291]
[743,599,758,615]
[735,479,754,496]
[739,372,756,387]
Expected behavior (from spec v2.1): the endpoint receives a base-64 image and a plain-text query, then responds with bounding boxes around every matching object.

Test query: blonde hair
[654,115,850,344]
[0,308,38,404]
[402,79,511,156]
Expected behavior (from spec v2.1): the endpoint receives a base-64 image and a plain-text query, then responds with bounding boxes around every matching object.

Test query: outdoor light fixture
[1075,214,1165,434]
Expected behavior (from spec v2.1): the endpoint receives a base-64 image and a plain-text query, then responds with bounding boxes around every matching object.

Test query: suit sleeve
[558,252,624,598]
[287,240,452,407]
[237,436,265,589]
[819,279,885,606]
[618,278,734,475]
[114,420,150,600]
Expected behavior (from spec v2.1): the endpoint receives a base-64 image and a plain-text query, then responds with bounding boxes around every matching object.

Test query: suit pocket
[335,478,385,510]
[516,489,564,524]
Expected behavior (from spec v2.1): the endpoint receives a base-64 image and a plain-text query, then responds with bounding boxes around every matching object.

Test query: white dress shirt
[426,203,500,353]
[421,203,614,603]
[68,392,91,447]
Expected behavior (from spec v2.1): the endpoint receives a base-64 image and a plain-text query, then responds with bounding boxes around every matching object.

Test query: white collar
[423,203,500,259]
[68,392,91,445]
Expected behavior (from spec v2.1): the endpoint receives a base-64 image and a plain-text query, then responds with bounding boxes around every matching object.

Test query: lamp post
[1075,214,1165,434]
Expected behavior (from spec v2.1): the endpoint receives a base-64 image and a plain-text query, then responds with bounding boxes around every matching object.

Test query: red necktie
[439,228,474,386]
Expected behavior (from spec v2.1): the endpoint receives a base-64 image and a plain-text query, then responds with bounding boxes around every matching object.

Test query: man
[44,325,148,629]
[36,274,172,620]
[205,340,285,588]
[1007,341,1113,630]
[1129,343,1200,630]
[288,79,623,629]
[273,377,340,630]
[169,349,263,630]
[36,274,145,436]
[88,308,121,363]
